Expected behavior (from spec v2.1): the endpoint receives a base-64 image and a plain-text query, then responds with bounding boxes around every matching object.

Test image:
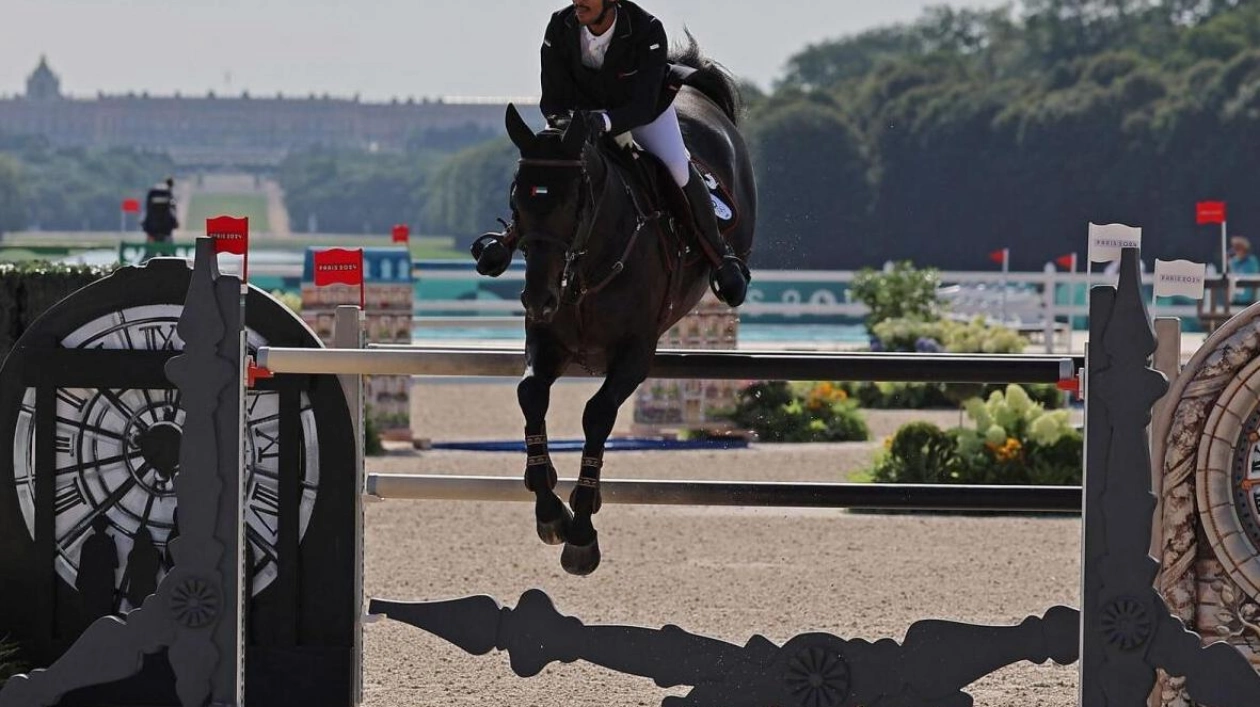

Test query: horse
[503,40,756,575]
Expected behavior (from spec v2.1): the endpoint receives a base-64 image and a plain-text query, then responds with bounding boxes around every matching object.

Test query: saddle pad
[691,158,739,237]
[602,142,740,239]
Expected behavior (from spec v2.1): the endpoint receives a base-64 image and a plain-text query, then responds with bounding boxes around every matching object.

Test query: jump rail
[257,345,1081,384]
[367,474,1082,512]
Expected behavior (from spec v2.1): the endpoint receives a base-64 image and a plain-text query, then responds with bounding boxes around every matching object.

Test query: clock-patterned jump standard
[1154,262,1260,706]
[0,243,357,706]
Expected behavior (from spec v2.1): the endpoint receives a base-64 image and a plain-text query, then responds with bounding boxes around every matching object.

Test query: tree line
[749,0,1260,270]
[275,137,514,237]
[8,0,1260,273]
[277,1,1260,270]
[0,135,174,237]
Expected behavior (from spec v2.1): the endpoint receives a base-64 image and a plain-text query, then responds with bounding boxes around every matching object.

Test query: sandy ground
[357,381,1083,706]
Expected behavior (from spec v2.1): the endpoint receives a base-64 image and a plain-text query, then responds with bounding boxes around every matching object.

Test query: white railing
[38,248,1230,352]
[406,262,1225,353]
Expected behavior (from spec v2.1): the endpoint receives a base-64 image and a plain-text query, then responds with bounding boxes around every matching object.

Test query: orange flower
[805,382,848,411]
[988,437,1023,462]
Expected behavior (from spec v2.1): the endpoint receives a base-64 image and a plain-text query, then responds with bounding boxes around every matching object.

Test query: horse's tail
[669,30,742,126]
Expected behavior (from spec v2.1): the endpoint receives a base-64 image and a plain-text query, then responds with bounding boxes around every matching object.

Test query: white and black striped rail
[366,474,1082,513]
[257,346,1081,384]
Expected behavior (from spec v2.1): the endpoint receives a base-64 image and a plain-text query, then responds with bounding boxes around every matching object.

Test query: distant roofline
[437,96,540,104]
[0,88,540,105]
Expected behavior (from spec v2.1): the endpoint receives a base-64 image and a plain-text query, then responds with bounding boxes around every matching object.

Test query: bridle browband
[515,155,597,253]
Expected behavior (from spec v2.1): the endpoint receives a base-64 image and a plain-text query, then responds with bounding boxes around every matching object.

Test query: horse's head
[505,103,590,324]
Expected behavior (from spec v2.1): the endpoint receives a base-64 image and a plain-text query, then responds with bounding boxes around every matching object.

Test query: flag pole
[1222,219,1230,305]
[1001,248,1009,324]
[242,218,250,287]
[1222,220,1229,278]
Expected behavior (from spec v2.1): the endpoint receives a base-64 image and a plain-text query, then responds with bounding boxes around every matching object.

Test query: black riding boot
[470,220,516,277]
[681,166,749,306]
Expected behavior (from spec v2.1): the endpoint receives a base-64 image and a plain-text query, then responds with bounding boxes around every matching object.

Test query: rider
[141,177,179,244]
[472,0,750,307]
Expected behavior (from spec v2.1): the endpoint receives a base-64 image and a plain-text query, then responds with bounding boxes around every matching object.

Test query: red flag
[313,248,365,310]
[206,216,249,255]
[391,223,410,244]
[1196,201,1226,225]
[313,248,364,286]
[988,248,1008,265]
[121,198,141,214]
[206,215,250,283]
[1055,253,1076,270]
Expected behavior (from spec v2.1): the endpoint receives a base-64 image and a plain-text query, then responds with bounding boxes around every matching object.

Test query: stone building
[0,57,537,167]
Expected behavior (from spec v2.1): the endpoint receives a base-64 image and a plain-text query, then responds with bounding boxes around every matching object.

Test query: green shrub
[838,381,1064,410]
[951,385,1082,485]
[363,405,385,456]
[871,421,958,483]
[269,289,302,314]
[725,381,869,442]
[871,384,1082,486]
[850,261,942,328]
[0,260,117,363]
[871,316,1029,354]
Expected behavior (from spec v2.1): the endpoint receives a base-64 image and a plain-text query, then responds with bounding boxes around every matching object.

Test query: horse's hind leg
[562,340,655,576]
[518,329,571,545]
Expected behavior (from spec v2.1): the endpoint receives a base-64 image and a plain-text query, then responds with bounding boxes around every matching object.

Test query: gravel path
[353,382,1083,706]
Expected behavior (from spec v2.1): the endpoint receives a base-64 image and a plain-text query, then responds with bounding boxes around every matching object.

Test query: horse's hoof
[561,534,601,576]
[535,494,572,546]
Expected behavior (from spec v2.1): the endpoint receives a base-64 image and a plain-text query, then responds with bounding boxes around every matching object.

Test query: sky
[1,0,1009,102]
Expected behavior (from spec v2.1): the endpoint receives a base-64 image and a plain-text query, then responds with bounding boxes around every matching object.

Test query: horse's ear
[560,112,588,155]
[505,103,536,152]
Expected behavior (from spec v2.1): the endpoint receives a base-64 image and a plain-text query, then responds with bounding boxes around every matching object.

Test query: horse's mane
[669,29,742,126]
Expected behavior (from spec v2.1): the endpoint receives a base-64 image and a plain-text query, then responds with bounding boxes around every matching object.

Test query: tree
[421,139,517,239]
[0,155,26,237]
[746,100,873,268]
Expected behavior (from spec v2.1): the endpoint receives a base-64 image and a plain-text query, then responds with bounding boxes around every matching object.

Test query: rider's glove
[579,110,611,136]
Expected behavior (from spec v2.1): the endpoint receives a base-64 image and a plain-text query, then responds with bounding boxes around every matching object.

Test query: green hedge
[839,381,1065,410]
[0,261,116,363]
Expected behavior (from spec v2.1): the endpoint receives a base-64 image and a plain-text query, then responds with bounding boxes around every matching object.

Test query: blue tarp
[430,437,748,452]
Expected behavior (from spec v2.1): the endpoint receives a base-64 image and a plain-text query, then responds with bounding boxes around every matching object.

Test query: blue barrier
[429,437,749,452]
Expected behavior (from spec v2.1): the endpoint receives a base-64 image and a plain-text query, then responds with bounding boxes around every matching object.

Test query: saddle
[596,139,739,242]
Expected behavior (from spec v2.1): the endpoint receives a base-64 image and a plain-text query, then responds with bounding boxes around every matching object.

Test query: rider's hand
[579,110,610,136]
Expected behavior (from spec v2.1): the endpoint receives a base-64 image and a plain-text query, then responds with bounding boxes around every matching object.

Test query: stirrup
[721,254,751,281]
[710,256,750,306]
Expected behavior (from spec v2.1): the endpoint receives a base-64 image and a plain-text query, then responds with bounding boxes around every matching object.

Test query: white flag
[1154,259,1206,300]
[1088,223,1142,263]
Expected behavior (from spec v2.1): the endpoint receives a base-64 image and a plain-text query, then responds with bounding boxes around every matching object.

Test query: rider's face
[573,0,612,28]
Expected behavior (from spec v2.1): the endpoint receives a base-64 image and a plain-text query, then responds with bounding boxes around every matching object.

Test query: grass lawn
[186,193,270,233]
[411,240,463,259]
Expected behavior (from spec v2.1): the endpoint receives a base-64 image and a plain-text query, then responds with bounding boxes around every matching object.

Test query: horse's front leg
[518,326,572,545]
[562,339,656,576]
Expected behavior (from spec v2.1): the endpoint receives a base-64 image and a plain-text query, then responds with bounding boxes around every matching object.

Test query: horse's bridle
[515,156,602,294]
[514,151,663,306]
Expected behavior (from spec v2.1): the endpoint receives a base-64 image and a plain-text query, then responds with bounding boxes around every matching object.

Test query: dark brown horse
[504,43,755,575]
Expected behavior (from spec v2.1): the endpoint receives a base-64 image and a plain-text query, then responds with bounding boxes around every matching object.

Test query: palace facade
[0,57,536,167]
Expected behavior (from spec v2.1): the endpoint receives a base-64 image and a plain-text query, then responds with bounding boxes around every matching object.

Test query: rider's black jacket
[539,1,690,135]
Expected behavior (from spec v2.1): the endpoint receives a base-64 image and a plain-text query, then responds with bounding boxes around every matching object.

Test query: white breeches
[629,104,691,187]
